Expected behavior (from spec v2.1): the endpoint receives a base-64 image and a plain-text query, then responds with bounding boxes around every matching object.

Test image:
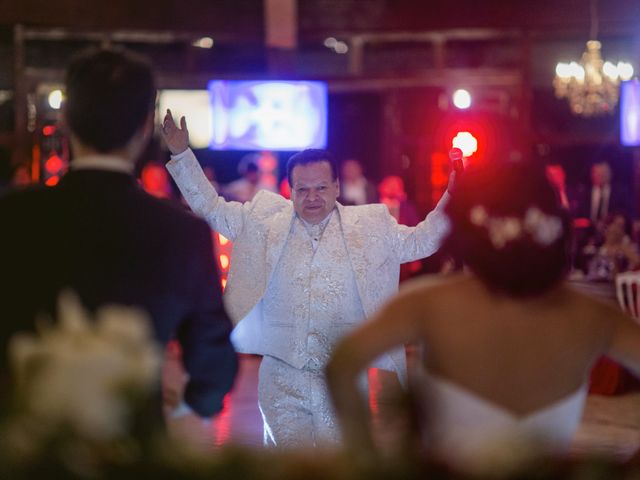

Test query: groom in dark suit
[0,48,237,419]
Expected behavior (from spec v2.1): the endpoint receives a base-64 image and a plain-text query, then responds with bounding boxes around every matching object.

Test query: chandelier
[553,0,634,116]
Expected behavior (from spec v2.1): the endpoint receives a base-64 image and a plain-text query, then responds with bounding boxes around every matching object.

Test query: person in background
[379,175,421,280]
[585,213,640,282]
[339,158,377,205]
[161,109,455,449]
[545,163,570,210]
[223,153,276,202]
[378,175,419,227]
[574,161,632,231]
[0,47,237,424]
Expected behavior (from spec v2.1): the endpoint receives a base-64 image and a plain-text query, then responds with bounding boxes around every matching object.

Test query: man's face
[290,161,339,224]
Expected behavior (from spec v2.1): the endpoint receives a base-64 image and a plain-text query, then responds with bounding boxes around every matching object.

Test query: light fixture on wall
[553,0,634,116]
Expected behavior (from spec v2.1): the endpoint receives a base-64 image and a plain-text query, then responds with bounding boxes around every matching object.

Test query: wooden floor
[164,354,640,459]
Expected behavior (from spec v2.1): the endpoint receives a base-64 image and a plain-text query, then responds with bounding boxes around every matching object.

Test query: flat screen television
[621,80,640,147]
[207,80,328,151]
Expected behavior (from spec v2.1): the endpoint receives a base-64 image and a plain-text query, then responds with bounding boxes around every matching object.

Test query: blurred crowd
[5,147,640,285]
[545,161,640,282]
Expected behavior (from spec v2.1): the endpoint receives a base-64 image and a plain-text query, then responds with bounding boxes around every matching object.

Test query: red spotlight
[42,125,56,136]
[451,131,478,158]
[44,154,64,174]
[45,175,60,187]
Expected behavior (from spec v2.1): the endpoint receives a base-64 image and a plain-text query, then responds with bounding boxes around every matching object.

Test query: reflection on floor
[164,353,640,459]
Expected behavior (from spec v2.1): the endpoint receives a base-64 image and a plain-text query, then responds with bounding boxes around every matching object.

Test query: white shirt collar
[299,208,334,229]
[71,154,134,174]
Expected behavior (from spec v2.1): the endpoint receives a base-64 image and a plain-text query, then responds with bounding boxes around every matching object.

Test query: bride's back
[327,159,640,468]
[415,159,602,415]
[406,274,611,416]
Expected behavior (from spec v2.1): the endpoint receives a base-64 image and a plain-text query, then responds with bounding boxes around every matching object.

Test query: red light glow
[42,125,56,136]
[219,254,230,270]
[212,393,233,447]
[141,163,171,199]
[45,175,60,187]
[218,234,229,246]
[44,154,64,174]
[258,152,278,172]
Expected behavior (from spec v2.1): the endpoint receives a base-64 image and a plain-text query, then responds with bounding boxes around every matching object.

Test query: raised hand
[160,109,189,156]
[447,170,457,195]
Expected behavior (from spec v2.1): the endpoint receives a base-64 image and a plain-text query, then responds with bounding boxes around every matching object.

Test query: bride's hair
[444,159,572,297]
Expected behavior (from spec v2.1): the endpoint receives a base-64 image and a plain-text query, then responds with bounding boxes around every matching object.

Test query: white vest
[262,212,366,370]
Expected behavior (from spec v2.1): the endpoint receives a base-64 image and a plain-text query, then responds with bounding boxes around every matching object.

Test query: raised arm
[326,287,423,458]
[388,190,451,264]
[161,109,247,240]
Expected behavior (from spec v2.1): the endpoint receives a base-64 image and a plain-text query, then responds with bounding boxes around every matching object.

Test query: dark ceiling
[2,0,640,38]
[1,0,639,175]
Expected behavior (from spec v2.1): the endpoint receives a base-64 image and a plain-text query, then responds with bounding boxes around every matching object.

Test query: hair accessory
[469,205,562,249]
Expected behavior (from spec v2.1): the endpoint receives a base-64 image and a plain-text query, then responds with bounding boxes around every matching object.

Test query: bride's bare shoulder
[397,272,471,300]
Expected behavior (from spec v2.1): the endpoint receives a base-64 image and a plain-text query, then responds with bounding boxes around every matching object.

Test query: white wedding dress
[415,370,588,469]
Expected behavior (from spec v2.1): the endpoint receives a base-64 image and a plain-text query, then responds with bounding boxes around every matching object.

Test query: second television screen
[208,80,328,151]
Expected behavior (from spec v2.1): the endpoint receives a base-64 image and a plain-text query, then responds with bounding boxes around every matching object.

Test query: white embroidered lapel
[265,205,296,281]
[337,204,370,315]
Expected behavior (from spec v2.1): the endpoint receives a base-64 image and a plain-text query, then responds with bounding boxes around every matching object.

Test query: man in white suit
[161,110,454,448]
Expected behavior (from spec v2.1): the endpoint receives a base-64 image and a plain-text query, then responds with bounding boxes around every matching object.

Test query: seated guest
[585,213,640,281]
[379,175,421,280]
[573,161,633,230]
[327,159,640,469]
[0,47,237,421]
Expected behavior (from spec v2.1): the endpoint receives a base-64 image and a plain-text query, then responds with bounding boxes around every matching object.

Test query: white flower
[8,291,162,442]
[468,204,563,249]
[488,217,522,249]
[524,207,563,246]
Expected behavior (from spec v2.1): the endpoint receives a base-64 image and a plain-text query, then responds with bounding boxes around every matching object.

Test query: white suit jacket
[167,149,451,377]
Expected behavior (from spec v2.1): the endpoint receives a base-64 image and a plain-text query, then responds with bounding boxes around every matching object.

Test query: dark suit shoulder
[136,192,210,231]
[130,191,213,251]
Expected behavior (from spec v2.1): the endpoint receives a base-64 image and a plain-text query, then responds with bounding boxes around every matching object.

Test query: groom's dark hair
[64,47,156,152]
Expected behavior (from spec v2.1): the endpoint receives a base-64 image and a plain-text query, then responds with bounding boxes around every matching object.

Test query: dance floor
[164,353,640,460]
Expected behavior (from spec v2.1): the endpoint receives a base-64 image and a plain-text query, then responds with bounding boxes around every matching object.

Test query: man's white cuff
[169,148,192,162]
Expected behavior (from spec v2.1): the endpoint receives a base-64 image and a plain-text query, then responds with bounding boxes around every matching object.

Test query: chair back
[615,271,640,322]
